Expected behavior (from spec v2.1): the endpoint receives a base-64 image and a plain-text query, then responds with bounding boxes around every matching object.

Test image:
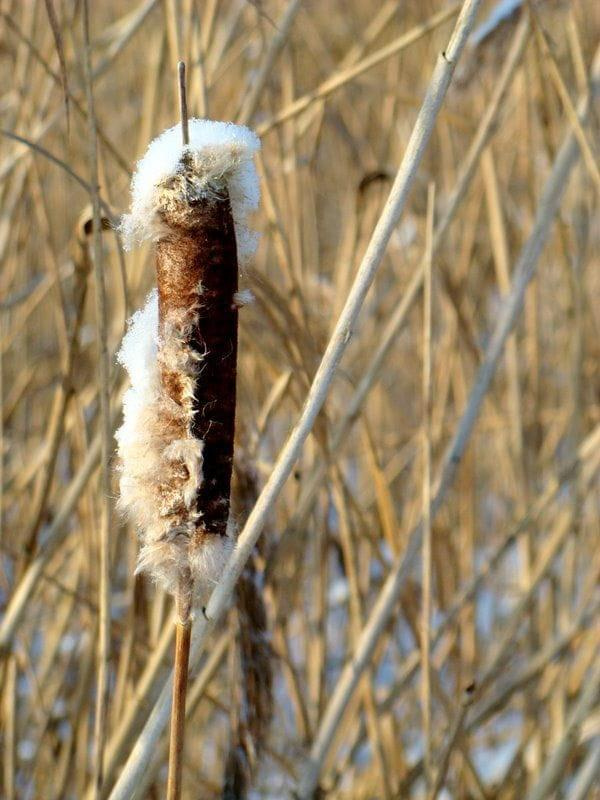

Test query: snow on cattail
[116,118,260,613]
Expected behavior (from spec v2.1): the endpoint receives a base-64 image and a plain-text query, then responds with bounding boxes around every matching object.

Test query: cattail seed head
[116,119,260,606]
[121,120,260,262]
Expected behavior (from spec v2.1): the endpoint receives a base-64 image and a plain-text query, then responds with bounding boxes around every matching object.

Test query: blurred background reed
[1,1,600,798]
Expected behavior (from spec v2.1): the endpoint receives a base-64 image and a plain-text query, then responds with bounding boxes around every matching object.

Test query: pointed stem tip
[178,61,189,146]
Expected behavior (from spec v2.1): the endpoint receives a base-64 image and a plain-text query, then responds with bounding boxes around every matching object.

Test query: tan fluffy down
[115,292,232,600]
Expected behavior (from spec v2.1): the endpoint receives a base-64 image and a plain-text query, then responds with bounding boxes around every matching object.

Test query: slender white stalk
[107,2,482,798]
[295,45,600,799]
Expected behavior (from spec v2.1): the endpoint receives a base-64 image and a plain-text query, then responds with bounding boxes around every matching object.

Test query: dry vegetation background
[1,0,600,798]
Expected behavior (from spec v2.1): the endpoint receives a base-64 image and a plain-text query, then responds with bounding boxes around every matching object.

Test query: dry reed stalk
[82,4,113,794]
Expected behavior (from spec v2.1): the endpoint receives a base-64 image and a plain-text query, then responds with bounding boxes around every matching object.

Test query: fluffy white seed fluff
[121,118,261,264]
[116,119,260,602]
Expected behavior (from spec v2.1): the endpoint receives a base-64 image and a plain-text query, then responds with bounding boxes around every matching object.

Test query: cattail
[116,118,260,611]
[116,91,260,798]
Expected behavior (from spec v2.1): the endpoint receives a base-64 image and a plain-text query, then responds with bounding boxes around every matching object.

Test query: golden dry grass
[1,1,600,798]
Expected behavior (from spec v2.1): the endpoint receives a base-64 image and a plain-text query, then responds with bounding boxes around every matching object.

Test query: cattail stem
[168,565,192,800]
[166,616,191,800]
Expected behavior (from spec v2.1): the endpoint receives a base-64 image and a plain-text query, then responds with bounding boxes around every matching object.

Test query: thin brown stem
[166,614,192,800]
[178,60,189,145]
